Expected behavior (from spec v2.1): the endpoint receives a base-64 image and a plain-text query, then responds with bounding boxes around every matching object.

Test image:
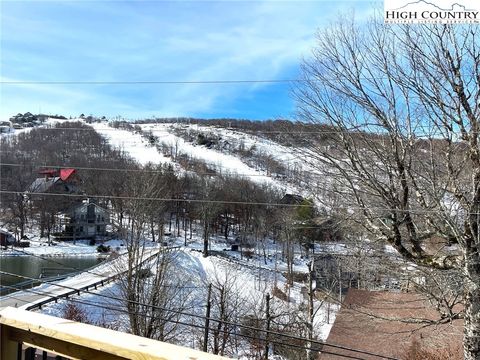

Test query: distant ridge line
[392,0,475,11]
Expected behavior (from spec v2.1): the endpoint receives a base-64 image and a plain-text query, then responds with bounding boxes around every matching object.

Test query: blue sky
[1,0,378,121]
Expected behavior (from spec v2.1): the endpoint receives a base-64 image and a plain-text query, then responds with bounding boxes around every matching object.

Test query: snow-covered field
[87,121,315,194]
[1,238,102,257]
[1,220,339,352]
[0,230,128,257]
[141,123,286,186]
[90,122,174,166]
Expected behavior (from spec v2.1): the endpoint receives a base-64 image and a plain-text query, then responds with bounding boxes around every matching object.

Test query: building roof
[280,193,305,205]
[59,168,76,181]
[38,168,76,182]
[321,289,463,359]
[65,200,109,216]
[28,177,61,193]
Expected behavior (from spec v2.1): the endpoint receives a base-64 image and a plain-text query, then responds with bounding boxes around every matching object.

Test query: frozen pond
[0,256,103,295]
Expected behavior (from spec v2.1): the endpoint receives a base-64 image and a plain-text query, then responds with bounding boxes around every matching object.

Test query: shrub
[272,286,289,302]
[242,249,254,259]
[62,302,90,323]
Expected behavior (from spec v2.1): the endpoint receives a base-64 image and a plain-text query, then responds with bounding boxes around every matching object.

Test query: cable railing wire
[0,271,398,360]
[2,283,373,360]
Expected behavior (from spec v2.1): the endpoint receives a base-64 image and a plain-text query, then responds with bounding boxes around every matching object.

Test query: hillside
[1,116,458,359]
[0,117,347,359]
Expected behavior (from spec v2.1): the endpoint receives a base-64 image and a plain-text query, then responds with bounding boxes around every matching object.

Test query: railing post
[0,325,20,360]
[25,346,36,360]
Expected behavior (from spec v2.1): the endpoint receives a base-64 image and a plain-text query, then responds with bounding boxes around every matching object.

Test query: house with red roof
[28,168,80,195]
[26,168,109,241]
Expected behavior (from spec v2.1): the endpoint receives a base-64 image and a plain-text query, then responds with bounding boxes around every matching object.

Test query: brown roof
[321,289,463,359]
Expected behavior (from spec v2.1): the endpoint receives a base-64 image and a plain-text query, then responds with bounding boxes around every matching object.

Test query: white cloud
[1,0,378,119]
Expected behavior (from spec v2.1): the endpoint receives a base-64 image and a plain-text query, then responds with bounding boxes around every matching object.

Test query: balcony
[0,307,230,360]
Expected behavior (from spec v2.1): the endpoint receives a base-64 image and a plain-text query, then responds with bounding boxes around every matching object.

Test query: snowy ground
[0,233,128,257]
[1,238,101,257]
[39,245,338,355]
[140,123,286,187]
[1,221,339,354]
[90,122,174,166]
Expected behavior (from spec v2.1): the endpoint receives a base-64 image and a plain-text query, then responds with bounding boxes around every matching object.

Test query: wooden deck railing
[0,307,230,360]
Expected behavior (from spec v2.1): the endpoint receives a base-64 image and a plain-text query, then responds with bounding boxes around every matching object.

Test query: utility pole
[338,264,342,303]
[203,283,212,353]
[184,215,188,247]
[264,293,271,360]
[307,261,315,360]
[327,301,330,324]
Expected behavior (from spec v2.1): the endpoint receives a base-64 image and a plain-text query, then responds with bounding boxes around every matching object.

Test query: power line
[1,272,398,360]
[2,283,371,360]
[0,125,359,135]
[1,79,310,85]
[0,189,467,215]
[0,190,320,208]
[1,73,476,85]
[0,162,302,178]
[1,285,395,360]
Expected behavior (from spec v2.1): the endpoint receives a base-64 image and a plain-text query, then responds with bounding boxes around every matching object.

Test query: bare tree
[293,17,479,359]
[117,171,192,342]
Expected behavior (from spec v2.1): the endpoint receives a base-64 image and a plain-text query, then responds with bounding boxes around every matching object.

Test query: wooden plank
[0,307,230,360]
[8,327,127,360]
[0,325,19,360]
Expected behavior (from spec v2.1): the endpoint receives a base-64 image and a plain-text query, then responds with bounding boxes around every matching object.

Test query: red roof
[59,168,76,181]
[38,169,57,176]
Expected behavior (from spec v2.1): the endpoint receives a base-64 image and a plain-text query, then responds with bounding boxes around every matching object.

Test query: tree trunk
[464,252,480,360]
[203,219,209,258]
[190,219,193,239]
[184,218,188,246]
[224,213,229,240]
[150,220,155,242]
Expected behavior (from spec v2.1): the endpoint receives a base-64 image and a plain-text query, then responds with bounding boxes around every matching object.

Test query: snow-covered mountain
[90,120,325,202]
